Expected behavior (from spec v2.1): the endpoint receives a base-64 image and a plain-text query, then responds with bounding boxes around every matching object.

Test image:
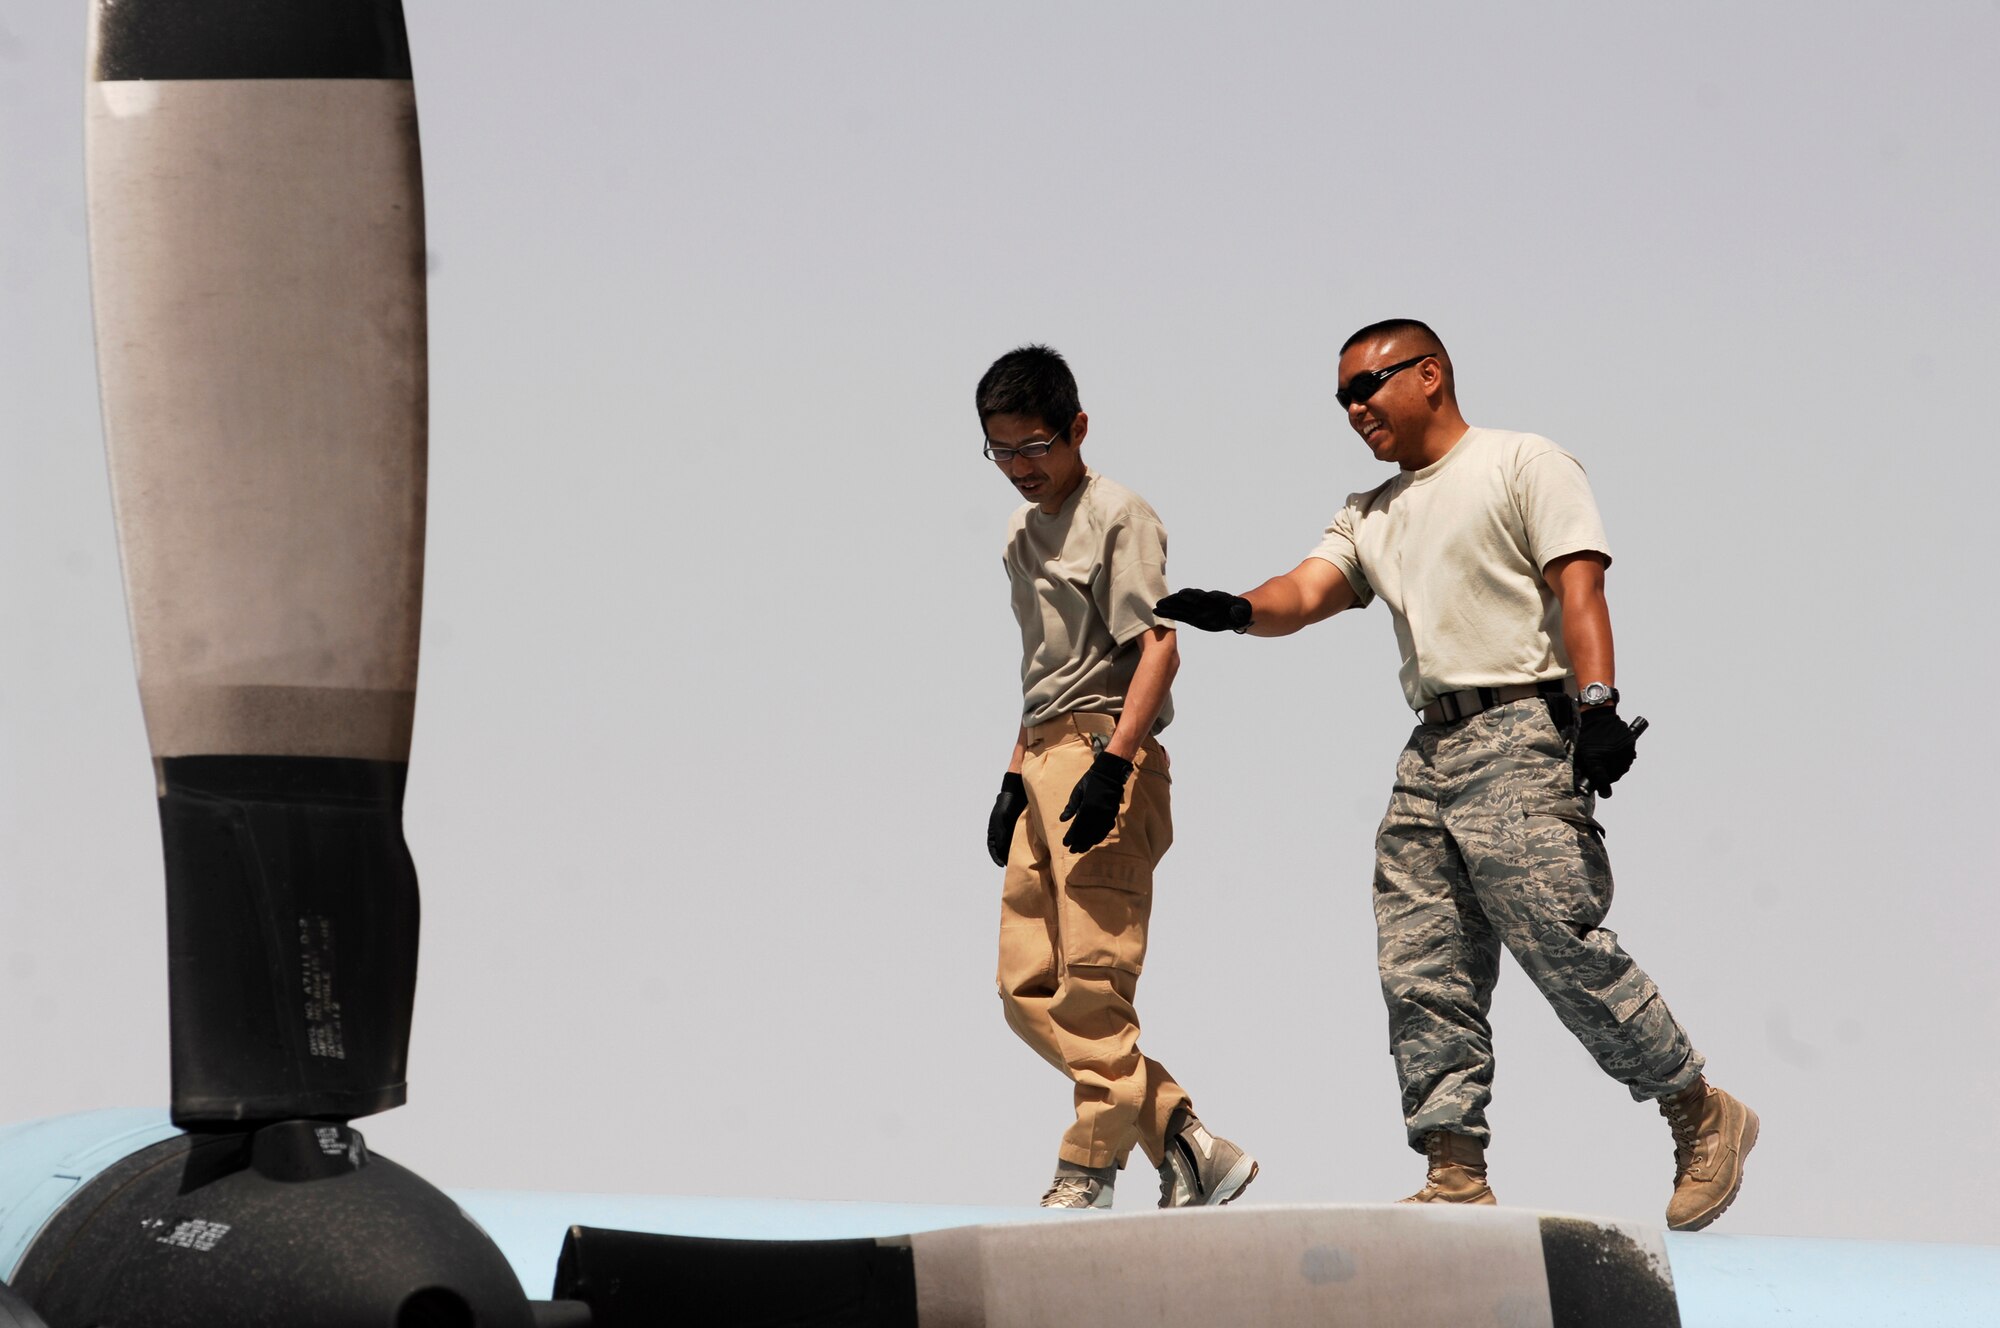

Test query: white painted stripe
[914,1205,1558,1327]
[87,80,426,761]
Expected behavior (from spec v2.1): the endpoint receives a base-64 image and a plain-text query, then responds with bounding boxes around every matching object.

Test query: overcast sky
[3,2,1996,1248]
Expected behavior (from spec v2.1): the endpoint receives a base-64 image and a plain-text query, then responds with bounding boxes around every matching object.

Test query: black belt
[1419,679,1569,725]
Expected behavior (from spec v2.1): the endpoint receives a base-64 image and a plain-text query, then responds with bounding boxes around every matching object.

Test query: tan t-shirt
[1005,471,1173,732]
[1310,427,1611,711]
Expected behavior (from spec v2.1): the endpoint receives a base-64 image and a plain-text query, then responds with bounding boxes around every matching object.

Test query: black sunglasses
[1336,354,1434,409]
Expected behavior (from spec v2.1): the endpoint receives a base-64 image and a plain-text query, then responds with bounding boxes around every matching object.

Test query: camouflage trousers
[1373,696,1703,1151]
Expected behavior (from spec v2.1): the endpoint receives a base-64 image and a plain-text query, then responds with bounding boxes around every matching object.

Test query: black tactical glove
[987,772,1028,867]
[1153,588,1252,633]
[1574,706,1639,798]
[1059,751,1134,853]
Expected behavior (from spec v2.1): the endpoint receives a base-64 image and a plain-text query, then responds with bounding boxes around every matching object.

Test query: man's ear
[1419,358,1448,404]
[1068,411,1089,448]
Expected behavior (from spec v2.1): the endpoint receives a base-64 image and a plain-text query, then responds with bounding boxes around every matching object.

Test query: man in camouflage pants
[1155,319,1758,1231]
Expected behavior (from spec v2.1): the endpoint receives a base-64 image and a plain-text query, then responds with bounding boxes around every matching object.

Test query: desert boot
[1660,1077,1759,1231]
[1398,1131,1496,1205]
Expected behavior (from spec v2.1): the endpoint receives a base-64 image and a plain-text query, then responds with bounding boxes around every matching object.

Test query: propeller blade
[551,1208,1680,1327]
[86,0,428,1126]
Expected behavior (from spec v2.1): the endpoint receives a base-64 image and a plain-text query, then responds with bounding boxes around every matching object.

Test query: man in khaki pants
[977,345,1256,1211]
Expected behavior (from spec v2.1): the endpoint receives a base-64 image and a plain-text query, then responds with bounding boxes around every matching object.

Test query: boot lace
[1661,1091,1702,1179]
[1157,1139,1194,1207]
[1403,1133,1459,1201]
[1041,1175,1101,1207]
[1421,1134,1452,1194]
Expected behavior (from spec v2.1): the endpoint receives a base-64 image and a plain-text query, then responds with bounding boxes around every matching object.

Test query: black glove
[1059,751,1134,853]
[987,772,1028,867]
[1153,588,1252,633]
[1574,707,1639,798]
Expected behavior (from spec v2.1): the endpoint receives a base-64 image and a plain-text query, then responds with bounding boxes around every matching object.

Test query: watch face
[1581,683,1615,706]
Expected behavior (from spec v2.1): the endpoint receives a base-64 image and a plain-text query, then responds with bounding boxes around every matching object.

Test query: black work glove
[1153,588,1252,633]
[1059,751,1134,853]
[986,772,1028,867]
[1573,707,1638,798]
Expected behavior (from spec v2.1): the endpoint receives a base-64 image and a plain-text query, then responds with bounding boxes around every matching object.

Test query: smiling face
[984,410,1088,512]
[1337,337,1451,470]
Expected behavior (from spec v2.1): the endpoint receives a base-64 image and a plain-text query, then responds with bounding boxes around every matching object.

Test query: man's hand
[987,772,1028,867]
[1574,707,1639,797]
[1059,751,1133,853]
[1154,588,1252,633]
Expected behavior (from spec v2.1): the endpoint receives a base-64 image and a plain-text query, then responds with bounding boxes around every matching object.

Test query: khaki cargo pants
[997,711,1191,1170]
[1374,696,1705,1151]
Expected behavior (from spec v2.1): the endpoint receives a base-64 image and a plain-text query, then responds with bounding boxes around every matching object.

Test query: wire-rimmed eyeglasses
[982,429,1068,463]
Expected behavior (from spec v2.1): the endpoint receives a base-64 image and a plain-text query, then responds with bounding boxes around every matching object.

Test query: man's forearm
[1548,555,1616,696]
[1563,597,1615,693]
[1107,628,1177,760]
[1242,559,1358,637]
[1006,726,1027,775]
[1243,574,1314,636]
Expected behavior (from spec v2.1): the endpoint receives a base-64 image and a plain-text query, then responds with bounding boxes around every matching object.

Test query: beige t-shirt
[1005,471,1173,732]
[1310,427,1611,711]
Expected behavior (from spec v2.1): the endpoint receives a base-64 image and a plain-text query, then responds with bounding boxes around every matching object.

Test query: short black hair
[976,344,1082,433]
[1340,318,1445,356]
[1341,318,1454,395]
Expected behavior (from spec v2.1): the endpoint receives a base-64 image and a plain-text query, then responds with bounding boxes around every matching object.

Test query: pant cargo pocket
[1062,852,1153,975]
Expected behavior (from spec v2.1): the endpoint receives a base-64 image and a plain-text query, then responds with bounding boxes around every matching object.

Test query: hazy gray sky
[4,2,1996,1246]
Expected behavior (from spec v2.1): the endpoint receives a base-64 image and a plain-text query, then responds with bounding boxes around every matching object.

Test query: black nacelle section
[1539,1216,1683,1328]
[93,0,413,81]
[159,755,419,1126]
[11,1123,534,1327]
[554,1227,918,1328]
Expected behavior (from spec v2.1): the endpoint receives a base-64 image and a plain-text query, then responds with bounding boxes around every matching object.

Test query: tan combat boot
[1398,1132,1497,1205]
[1660,1077,1759,1231]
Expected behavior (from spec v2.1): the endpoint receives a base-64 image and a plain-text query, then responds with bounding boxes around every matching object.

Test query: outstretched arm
[1240,558,1360,637]
[1155,559,1358,638]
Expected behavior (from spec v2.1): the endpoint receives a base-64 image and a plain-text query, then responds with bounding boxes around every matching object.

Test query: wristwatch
[1578,681,1620,709]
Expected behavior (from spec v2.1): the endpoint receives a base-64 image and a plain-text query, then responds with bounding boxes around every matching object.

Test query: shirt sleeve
[1514,443,1612,572]
[1096,513,1171,645]
[1307,500,1375,606]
